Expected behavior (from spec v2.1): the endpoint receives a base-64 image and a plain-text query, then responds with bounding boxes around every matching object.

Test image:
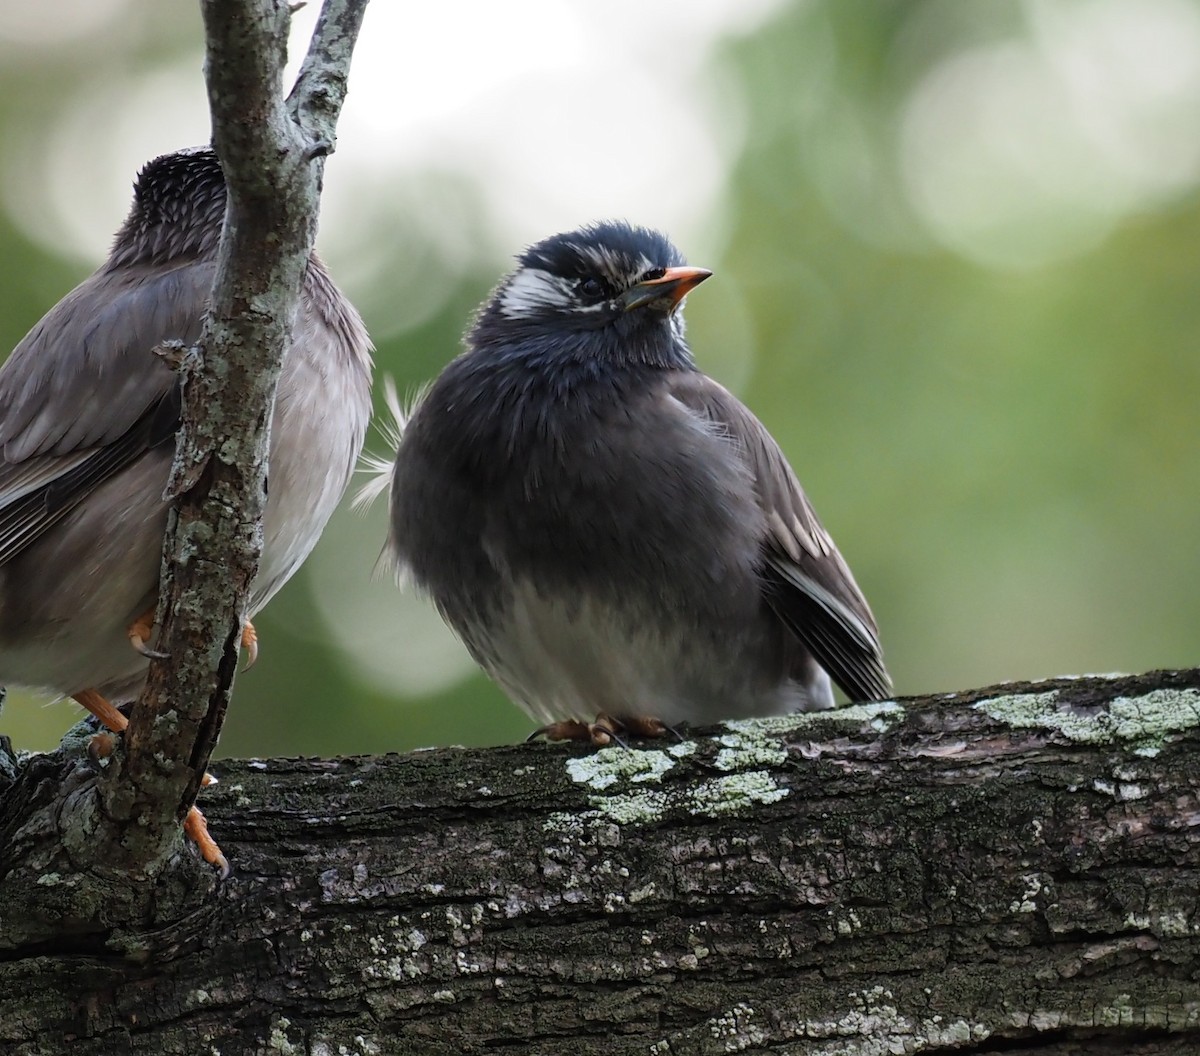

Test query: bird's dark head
[470,221,712,370]
[108,146,228,268]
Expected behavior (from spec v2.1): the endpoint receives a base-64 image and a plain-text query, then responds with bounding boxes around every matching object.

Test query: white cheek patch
[500,268,576,318]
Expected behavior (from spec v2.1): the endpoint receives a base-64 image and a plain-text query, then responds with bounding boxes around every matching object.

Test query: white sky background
[5,0,1200,279]
[1,0,785,279]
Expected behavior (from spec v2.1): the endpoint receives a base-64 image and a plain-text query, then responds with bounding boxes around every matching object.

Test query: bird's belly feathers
[252,352,370,613]
[468,577,811,727]
[398,379,835,724]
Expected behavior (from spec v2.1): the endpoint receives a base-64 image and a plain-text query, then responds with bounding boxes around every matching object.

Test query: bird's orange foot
[87,730,118,761]
[73,688,228,877]
[184,803,230,879]
[127,606,168,660]
[241,619,258,669]
[528,717,622,747]
[528,713,673,748]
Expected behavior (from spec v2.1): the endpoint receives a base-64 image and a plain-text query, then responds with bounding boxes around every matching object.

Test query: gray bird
[382,221,890,744]
[0,147,373,866]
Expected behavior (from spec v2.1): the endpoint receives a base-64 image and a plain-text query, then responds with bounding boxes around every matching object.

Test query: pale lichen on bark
[974,685,1200,753]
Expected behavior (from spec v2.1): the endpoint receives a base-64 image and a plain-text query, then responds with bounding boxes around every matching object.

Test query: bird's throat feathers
[432,330,693,470]
[470,303,695,373]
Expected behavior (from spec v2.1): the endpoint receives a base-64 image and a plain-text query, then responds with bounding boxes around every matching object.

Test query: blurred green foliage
[0,0,1196,761]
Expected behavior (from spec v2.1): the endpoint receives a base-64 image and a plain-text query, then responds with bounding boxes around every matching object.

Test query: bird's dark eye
[640,267,666,282]
[578,277,606,299]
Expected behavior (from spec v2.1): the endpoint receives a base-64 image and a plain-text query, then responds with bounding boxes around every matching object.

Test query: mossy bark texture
[2,668,1199,1054]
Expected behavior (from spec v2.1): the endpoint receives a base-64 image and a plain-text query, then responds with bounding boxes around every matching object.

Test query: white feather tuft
[353,375,421,512]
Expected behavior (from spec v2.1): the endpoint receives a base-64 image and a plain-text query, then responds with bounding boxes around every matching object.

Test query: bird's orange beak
[622,266,713,312]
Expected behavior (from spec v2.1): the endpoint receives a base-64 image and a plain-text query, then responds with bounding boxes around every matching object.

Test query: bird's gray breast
[250,281,372,613]
[447,384,786,723]
[485,384,764,611]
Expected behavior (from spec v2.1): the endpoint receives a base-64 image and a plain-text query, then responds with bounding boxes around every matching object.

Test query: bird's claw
[127,608,169,660]
[528,718,622,746]
[618,715,676,740]
[528,713,676,749]
[241,620,258,670]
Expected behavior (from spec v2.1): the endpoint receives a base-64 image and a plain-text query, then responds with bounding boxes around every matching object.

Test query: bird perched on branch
[0,147,373,870]
[377,221,890,744]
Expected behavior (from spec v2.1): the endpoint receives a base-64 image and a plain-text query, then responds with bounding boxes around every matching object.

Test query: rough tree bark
[2,668,1199,1054]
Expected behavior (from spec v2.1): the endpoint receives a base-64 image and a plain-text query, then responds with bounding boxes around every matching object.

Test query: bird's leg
[528,713,674,748]
[126,607,168,660]
[74,687,130,735]
[241,619,258,669]
[72,688,229,877]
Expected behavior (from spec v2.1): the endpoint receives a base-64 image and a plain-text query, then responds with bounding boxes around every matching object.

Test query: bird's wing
[666,370,893,702]
[0,262,208,564]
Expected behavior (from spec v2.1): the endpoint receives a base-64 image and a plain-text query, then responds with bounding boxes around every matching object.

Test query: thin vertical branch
[111,0,371,873]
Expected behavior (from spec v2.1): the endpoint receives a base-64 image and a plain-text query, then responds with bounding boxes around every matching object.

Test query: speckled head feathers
[519,221,685,282]
[109,146,227,269]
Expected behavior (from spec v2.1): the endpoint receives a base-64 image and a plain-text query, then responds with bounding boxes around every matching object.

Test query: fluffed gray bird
[0,147,373,866]
[381,221,890,744]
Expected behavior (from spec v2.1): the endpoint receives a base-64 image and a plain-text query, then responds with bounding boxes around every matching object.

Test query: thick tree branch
[3,669,1200,1053]
[108,0,369,876]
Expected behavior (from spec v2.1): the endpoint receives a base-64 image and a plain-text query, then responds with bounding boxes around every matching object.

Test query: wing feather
[0,261,199,564]
[666,370,892,702]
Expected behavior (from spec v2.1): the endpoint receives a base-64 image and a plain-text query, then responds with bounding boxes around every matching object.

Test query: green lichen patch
[723,701,904,741]
[974,688,1200,753]
[705,1001,767,1046]
[803,986,992,1053]
[715,729,788,772]
[267,1018,299,1055]
[565,746,678,791]
[686,771,790,816]
[588,788,672,826]
[713,703,905,771]
[1110,689,1200,746]
[545,767,790,833]
[722,714,819,738]
[579,770,791,824]
[827,700,906,734]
